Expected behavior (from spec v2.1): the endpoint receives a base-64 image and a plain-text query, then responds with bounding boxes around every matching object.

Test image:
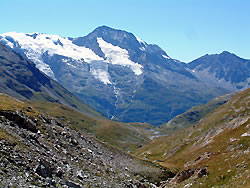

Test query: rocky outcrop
[160,168,208,187]
[171,169,196,183]
[0,110,164,187]
[0,110,37,133]
[184,152,217,168]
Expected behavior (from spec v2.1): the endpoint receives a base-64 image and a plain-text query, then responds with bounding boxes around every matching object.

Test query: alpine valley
[1,26,249,125]
[0,26,249,187]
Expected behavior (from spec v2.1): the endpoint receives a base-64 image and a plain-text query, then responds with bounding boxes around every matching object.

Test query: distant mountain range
[0,26,249,125]
[187,51,249,91]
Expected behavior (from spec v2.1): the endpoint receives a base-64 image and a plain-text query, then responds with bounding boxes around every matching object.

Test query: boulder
[0,110,37,133]
[35,160,53,178]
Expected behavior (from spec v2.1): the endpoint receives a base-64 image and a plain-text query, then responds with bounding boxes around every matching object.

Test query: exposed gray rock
[159,167,208,187]
[170,168,196,183]
[0,110,37,133]
[0,110,166,187]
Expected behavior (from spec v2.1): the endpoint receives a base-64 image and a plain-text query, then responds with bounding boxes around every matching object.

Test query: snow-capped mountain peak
[0,31,145,84]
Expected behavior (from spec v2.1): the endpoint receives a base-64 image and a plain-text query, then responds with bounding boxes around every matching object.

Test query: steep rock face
[187,51,250,91]
[0,27,229,125]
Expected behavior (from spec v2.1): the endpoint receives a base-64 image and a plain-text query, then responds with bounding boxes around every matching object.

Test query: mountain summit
[0,26,242,125]
[73,25,150,58]
[187,51,250,90]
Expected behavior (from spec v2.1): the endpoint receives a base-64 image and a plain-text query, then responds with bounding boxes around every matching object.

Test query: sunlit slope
[134,88,250,187]
[158,92,236,134]
[0,94,168,187]
[0,93,152,152]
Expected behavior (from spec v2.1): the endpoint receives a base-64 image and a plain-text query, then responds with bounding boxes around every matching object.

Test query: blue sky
[1,0,249,62]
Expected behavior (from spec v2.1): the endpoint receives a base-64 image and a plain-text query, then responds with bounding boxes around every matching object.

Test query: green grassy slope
[27,100,154,152]
[158,92,236,134]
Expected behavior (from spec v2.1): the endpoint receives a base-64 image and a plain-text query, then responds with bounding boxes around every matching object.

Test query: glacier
[0,32,143,85]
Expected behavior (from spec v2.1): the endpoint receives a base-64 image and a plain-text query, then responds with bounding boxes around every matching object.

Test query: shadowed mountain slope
[0,43,103,119]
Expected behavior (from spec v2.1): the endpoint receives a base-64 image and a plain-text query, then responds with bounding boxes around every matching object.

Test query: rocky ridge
[187,51,250,91]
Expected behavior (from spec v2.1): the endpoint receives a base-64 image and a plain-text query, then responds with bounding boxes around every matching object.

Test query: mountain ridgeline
[0,26,249,125]
[187,51,250,91]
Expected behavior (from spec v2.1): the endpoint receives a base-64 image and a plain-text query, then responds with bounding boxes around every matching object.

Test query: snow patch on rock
[97,37,143,75]
[162,54,170,59]
[135,35,147,46]
[90,68,111,85]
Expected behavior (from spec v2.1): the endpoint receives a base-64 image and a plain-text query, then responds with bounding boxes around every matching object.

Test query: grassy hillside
[0,93,154,152]
[27,101,155,152]
[133,88,250,187]
[158,92,236,134]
